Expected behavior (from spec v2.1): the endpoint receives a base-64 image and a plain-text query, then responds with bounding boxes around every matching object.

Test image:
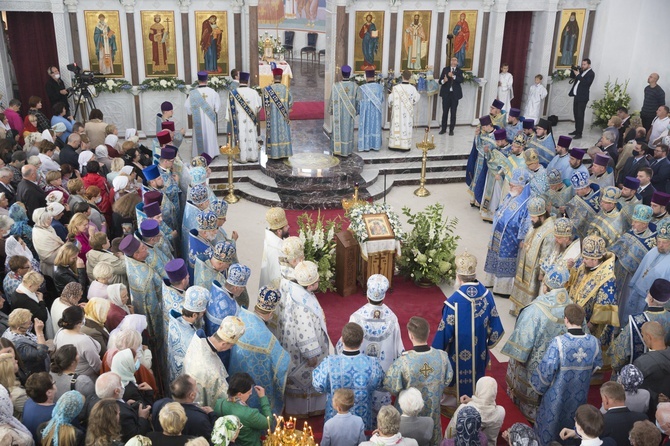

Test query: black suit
[650,157,670,193]
[118,400,152,441]
[639,184,656,205]
[569,67,595,136]
[617,156,650,186]
[45,77,70,115]
[602,407,648,446]
[59,144,80,172]
[16,179,46,224]
[619,116,631,148]
[439,66,463,133]
[0,182,16,206]
[602,143,619,165]
[152,398,218,440]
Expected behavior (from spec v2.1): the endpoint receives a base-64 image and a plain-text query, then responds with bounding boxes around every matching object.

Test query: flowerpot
[414,277,435,288]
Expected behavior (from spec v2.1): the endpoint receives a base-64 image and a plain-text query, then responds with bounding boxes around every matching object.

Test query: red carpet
[259,101,325,121]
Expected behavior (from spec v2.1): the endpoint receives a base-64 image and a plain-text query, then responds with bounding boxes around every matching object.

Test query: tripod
[70,85,97,121]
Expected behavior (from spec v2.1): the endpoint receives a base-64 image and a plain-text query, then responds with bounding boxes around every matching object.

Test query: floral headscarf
[455,406,482,446]
[60,282,83,306]
[111,348,137,387]
[211,415,242,446]
[0,383,32,436]
[507,423,539,446]
[8,203,31,240]
[618,364,645,393]
[125,435,152,446]
[40,390,84,446]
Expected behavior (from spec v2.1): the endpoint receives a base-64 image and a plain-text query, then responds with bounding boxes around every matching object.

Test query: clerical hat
[557,135,572,148]
[593,152,610,167]
[528,196,546,217]
[144,202,161,218]
[623,176,640,190]
[493,129,507,141]
[508,108,521,118]
[365,69,376,78]
[569,148,586,160]
[547,168,563,186]
[143,190,162,206]
[651,191,670,207]
[161,101,173,111]
[631,204,653,223]
[536,118,551,130]
[479,115,492,127]
[142,165,160,182]
[650,279,670,303]
[197,71,209,81]
[156,130,171,146]
[165,258,188,283]
[161,121,175,132]
[600,186,621,203]
[256,287,281,314]
[272,68,283,77]
[341,65,352,78]
[140,219,160,238]
[183,286,210,313]
[491,99,504,110]
[119,234,141,257]
[160,146,177,160]
[522,119,534,130]
[239,72,250,83]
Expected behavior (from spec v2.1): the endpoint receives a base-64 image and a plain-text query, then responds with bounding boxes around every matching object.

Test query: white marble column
[0,24,12,104]
[51,0,74,90]
[482,0,508,108]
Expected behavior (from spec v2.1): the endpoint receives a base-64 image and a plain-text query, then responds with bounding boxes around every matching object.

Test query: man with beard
[194,240,234,287]
[563,148,590,186]
[162,259,190,345]
[483,168,531,296]
[525,148,549,197]
[260,207,290,289]
[565,171,601,239]
[167,286,209,382]
[505,108,523,141]
[466,115,496,208]
[618,176,642,229]
[181,184,211,279]
[650,190,670,224]
[542,217,579,268]
[522,118,535,140]
[589,186,626,247]
[480,129,515,222]
[543,169,573,217]
[188,210,219,279]
[489,99,507,129]
[622,220,670,321]
[590,153,615,189]
[142,164,177,230]
[609,205,657,324]
[510,196,556,315]
[527,118,556,167]
[272,237,304,340]
[547,135,573,181]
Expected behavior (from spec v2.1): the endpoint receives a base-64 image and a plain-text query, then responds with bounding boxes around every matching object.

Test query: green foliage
[297,212,342,293]
[591,78,631,128]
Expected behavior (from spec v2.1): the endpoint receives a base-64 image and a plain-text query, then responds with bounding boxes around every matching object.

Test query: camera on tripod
[66,63,103,120]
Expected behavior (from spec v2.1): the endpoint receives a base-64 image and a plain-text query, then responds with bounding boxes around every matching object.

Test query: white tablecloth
[258,61,293,88]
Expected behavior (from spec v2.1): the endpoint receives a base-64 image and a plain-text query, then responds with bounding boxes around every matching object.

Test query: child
[321,388,366,446]
[526,74,548,123]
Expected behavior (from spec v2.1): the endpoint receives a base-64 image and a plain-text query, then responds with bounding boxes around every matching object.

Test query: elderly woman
[37,139,61,173]
[53,243,87,295]
[446,377,505,446]
[441,406,487,446]
[104,125,122,157]
[22,372,57,439]
[53,305,101,380]
[88,261,112,299]
[11,271,51,330]
[95,144,113,172]
[78,150,95,176]
[2,308,49,374]
[3,255,31,302]
[50,344,95,402]
[106,284,133,331]
[360,405,419,446]
[85,232,128,286]
[103,320,155,390]
[47,201,68,241]
[82,160,112,221]
[32,207,64,277]
[106,157,126,186]
[0,385,33,445]
[37,390,85,446]
[81,297,110,356]
[67,178,87,209]
[111,175,130,202]
[0,214,14,269]
[399,387,434,446]
[8,203,32,243]
[27,156,47,189]
[50,282,83,335]
[112,348,155,406]
[501,423,539,446]
[617,364,650,414]
[23,130,42,157]
[45,171,70,202]
[0,351,27,419]
[148,402,193,445]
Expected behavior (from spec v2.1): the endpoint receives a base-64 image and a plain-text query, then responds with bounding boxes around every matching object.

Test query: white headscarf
[5,236,34,263]
[41,129,54,143]
[112,175,129,193]
[108,283,130,314]
[78,150,94,172]
[125,128,137,140]
[95,144,109,159]
[111,348,137,387]
[469,376,500,422]
[120,166,134,176]
[104,134,119,148]
[0,385,32,437]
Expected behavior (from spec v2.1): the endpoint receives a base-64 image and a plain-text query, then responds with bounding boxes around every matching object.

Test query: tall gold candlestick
[219,141,240,204]
[414,127,436,197]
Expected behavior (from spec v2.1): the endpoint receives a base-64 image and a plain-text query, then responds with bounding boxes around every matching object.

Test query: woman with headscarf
[211,415,242,446]
[77,151,95,176]
[445,377,505,446]
[105,284,133,331]
[81,298,110,357]
[617,364,650,414]
[104,131,121,158]
[0,384,33,445]
[502,423,539,446]
[37,390,85,446]
[32,208,65,277]
[2,308,50,375]
[111,348,154,406]
[103,320,155,391]
[50,283,83,336]
[111,175,130,203]
[95,145,113,172]
[4,237,39,276]
[8,203,32,244]
[11,271,51,331]
[81,160,112,224]
[53,306,101,380]
[441,406,487,446]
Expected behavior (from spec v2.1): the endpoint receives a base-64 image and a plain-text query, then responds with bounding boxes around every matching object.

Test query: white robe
[184,333,228,408]
[525,83,547,123]
[225,86,262,163]
[184,86,221,158]
[260,229,283,289]
[388,83,420,150]
[497,72,514,112]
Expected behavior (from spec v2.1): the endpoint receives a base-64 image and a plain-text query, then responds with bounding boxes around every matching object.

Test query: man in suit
[439,56,464,136]
[617,107,631,148]
[0,168,17,206]
[635,321,670,419]
[59,133,81,173]
[617,140,650,187]
[637,168,656,205]
[568,58,595,140]
[16,164,46,223]
[600,381,647,446]
[650,143,670,193]
[599,130,619,165]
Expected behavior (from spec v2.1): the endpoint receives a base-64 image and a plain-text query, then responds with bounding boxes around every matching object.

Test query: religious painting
[195,12,229,75]
[353,11,384,73]
[259,0,326,31]
[140,11,178,77]
[363,213,394,240]
[554,9,586,69]
[448,10,478,72]
[83,11,124,77]
[401,11,432,72]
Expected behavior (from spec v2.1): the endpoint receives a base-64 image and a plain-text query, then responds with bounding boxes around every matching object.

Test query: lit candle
[267,416,271,435]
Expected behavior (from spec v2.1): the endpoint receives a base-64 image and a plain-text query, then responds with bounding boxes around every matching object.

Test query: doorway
[499,11,533,110]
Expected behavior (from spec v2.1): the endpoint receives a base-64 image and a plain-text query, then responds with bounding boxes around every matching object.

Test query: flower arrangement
[353,72,385,86]
[462,71,478,84]
[258,32,284,54]
[550,68,573,82]
[396,203,460,285]
[590,78,631,128]
[347,202,404,243]
[211,415,240,446]
[97,78,132,93]
[139,76,187,92]
[297,212,342,293]
[191,75,231,91]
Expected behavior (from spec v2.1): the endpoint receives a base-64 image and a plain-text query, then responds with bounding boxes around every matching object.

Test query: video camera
[66,63,103,90]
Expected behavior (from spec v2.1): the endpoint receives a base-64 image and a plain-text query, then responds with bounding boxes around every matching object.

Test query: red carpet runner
[259,101,324,121]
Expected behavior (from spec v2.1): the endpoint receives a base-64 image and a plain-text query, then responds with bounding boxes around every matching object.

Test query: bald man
[641,73,666,131]
[16,164,47,222]
[634,321,670,419]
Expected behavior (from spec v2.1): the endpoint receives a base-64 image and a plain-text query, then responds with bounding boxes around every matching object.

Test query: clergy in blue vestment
[162,258,190,342]
[195,240,233,289]
[546,135,573,182]
[138,219,173,281]
[263,68,293,159]
[565,171,601,239]
[211,199,238,246]
[609,279,670,373]
[205,265,248,338]
[562,148,590,187]
[329,65,358,156]
[531,304,603,445]
[504,108,523,141]
[188,166,218,204]
[542,169,573,217]
[157,145,181,217]
[623,220,670,321]
[479,129,514,222]
[589,186,626,247]
[181,184,211,276]
[188,210,218,281]
[524,148,549,198]
[388,316,453,446]
[356,70,384,152]
[314,322,384,431]
[142,164,178,231]
[489,99,507,129]
[483,168,532,295]
[156,104,185,149]
[527,118,555,167]
[432,251,504,411]
[141,201,177,252]
[465,116,496,207]
[502,263,573,423]
[167,285,209,382]
[228,287,290,416]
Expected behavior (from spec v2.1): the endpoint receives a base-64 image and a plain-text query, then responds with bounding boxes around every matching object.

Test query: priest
[589,186,626,247]
[388,70,420,151]
[260,207,289,289]
[328,65,358,156]
[356,69,384,152]
[185,71,221,158]
[527,118,556,167]
[226,71,262,164]
[466,115,497,208]
[167,285,208,382]
[565,171,601,239]
[263,68,293,159]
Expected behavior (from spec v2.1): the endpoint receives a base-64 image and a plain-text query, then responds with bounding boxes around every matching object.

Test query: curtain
[500,12,533,109]
[6,12,60,117]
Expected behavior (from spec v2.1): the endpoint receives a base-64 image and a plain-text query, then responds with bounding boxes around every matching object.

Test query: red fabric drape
[500,12,533,109]
[6,12,60,117]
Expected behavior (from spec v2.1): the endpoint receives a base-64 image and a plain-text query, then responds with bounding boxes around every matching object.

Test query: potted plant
[397,203,459,287]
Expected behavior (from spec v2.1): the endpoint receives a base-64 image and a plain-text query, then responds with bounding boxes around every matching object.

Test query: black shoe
[439,129,446,135]
[449,130,454,136]
[573,135,582,140]
[569,131,578,135]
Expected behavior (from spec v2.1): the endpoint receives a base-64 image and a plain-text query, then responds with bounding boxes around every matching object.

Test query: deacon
[589,153,615,188]
[260,207,289,289]
[542,169,572,217]
[564,148,589,186]
[185,71,221,158]
[589,186,626,247]
[433,251,504,406]
[546,135,573,181]
[609,278,670,373]
[205,263,249,338]
[502,263,573,423]
[263,68,293,159]
[167,286,208,382]
[565,171,601,239]
[328,65,358,156]
[505,108,523,141]
[156,103,185,148]
[609,204,657,323]
[650,191,670,224]
[388,70,420,151]
[356,70,384,151]
[228,287,291,416]
[143,165,178,231]
[510,196,556,315]
[531,304,603,445]
[483,168,531,296]
[184,315,245,407]
[527,118,555,167]
[479,128,513,222]
[313,322,384,431]
[226,71,262,164]
[162,258,190,340]
[619,176,642,228]
[388,316,453,446]
[466,115,496,208]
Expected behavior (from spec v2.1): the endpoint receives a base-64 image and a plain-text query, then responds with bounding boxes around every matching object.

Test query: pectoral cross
[419,362,434,378]
[201,93,207,99]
